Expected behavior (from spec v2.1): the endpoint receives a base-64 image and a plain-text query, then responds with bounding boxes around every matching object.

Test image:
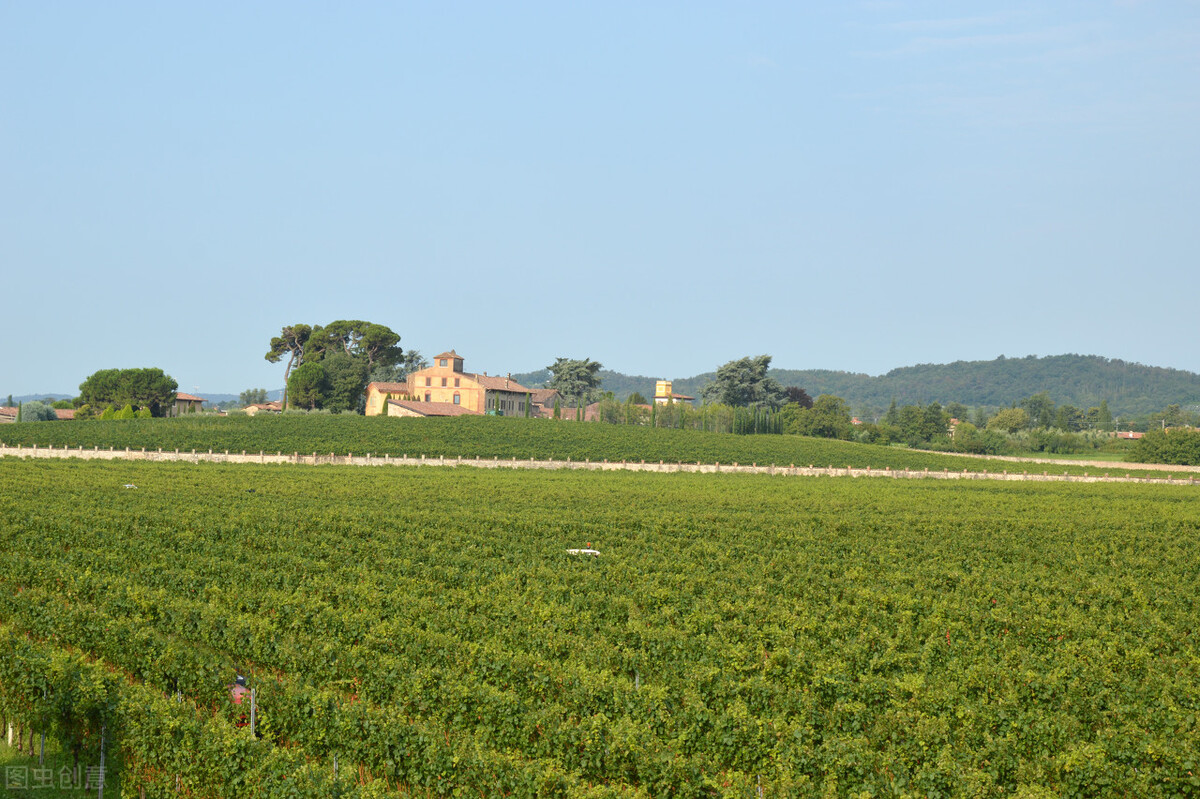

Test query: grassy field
[0,414,1189,480]
[1,458,1197,796]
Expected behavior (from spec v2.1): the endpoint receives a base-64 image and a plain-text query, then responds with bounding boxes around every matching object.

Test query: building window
[424,392,431,402]
[454,378,460,387]
[425,377,431,387]
[453,393,461,405]
[439,358,448,367]
[441,377,447,387]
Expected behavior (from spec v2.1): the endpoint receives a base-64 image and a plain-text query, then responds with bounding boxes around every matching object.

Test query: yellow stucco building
[365,350,534,417]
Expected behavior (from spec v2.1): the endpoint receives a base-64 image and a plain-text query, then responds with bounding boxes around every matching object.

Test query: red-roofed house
[0,407,17,423]
[173,392,206,415]
[365,350,534,417]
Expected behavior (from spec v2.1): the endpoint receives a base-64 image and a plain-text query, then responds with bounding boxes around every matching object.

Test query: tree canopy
[546,357,603,407]
[268,320,414,411]
[18,400,57,422]
[78,368,178,417]
[701,355,786,410]
[239,388,269,406]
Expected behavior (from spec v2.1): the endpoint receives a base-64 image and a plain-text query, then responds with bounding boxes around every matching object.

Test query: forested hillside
[521,355,1200,417]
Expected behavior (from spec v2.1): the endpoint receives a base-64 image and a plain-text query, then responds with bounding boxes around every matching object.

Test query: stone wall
[2,444,1197,485]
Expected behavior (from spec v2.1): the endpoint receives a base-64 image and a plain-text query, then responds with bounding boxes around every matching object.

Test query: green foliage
[0,461,1198,795]
[239,388,269,406]
[1021,392,1057,429]
[765,354,1200,417]
[782,394,854,439]
[320,352,370,414]
[988,407,1030,434]
[271,321,411,412]
[1130,428,1200,465]
[287,362,330,411]
[546,357,603,408]
[78,367,178,417]
[16,400,56,422]
[701,354,786,409]
[368,349,428,385]
[115,404,136,420]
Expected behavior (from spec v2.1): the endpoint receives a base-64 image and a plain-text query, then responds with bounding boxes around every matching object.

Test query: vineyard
[1,459,1198,797]
[0,414,1180,478]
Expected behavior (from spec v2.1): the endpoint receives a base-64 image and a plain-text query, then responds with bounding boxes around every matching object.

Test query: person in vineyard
[229,675,250,728]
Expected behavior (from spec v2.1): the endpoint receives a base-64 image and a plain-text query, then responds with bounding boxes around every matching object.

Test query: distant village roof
[176,392,206,402]
[55,408,76,421]
[434,350,463,360]
[0,407,17,420]
[386,399,482,417]
[245,401,282,411]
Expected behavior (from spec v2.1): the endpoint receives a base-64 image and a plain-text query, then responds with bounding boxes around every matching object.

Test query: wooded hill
[516,355,1200,418]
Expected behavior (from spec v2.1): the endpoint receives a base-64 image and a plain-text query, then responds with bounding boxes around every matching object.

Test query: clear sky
[3,2,1198,397]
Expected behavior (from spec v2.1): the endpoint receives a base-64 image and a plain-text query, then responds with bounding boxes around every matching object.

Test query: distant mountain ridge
[516,355,1200,418]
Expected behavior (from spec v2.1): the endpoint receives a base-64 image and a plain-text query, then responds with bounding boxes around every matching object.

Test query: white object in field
[122,484,137,489]
[566,548,600,556]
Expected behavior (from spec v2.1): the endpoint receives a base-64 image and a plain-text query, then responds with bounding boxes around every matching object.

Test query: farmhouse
[172,392,206,416]
[244,401,282,416]
[365,350,534,417]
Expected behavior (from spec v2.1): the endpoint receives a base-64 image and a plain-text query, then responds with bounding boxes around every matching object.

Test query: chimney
[506,372,510,388]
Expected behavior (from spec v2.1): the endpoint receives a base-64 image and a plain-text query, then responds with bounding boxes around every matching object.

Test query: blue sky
[3,2,1198,397]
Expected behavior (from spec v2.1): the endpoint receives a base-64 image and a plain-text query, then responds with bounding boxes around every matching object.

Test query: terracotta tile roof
[55,408,76,420]
[246,402,282,411]
[367,382,409,393]
[434,350,463,361]
[386,399,481,417]
[176,392,206,402]
[468,373,531,393]
[0,407,17,419]
[529,388,559,405]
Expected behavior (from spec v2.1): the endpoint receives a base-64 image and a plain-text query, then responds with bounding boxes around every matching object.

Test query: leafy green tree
[1020,392,1056,429]
[287,362,330,410]
[1085,399,1114,432]
[987,407,1030,434]
[626,391,648,406]
[265,324,314,409]
[701,355,786,410]
[883,398,900,426]
[368,350,428,384]
[1054,404,1084,432]
[783,394,854,439]
[313,320,406,369]
[78,368,178,416]
[18,400,56,421]
[115,404,136,420]
[945,402,969,421]
[269,321,408,410]
[546,357,603,408]
[239,388,269,406]
[321,352,371,413]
